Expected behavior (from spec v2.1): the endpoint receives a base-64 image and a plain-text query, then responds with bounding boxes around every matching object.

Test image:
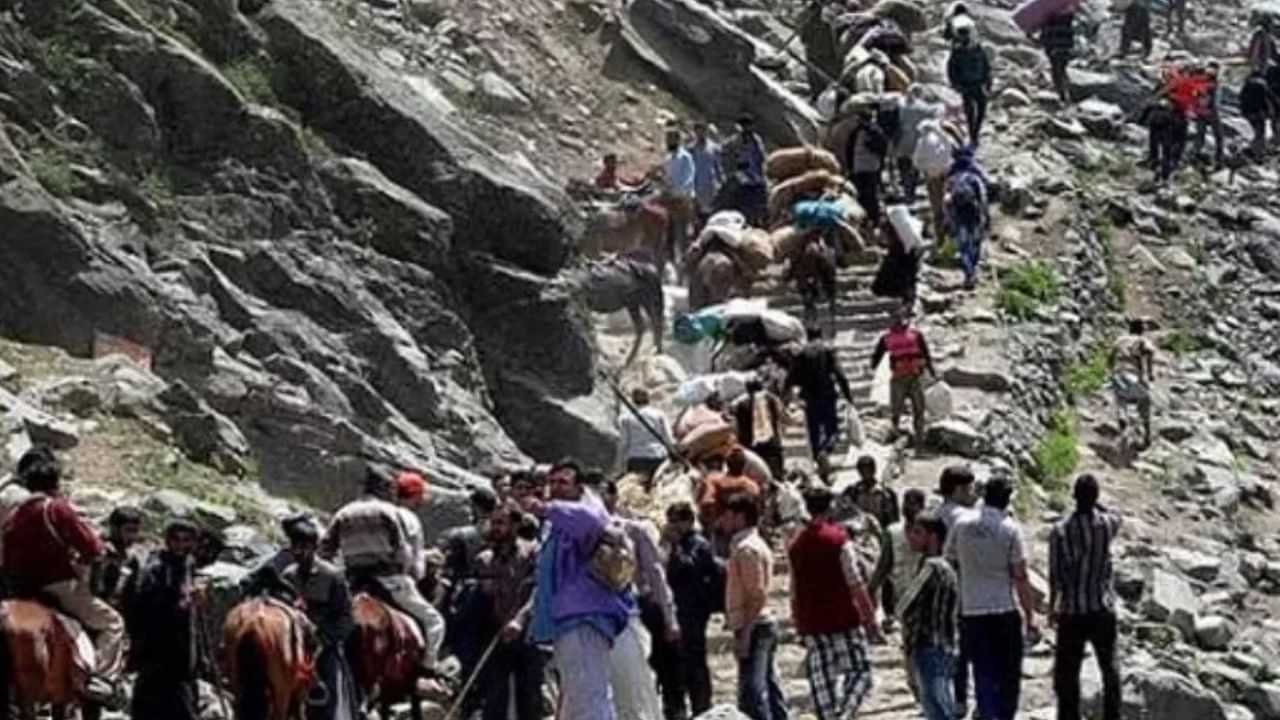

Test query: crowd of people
[0,389,1128,720]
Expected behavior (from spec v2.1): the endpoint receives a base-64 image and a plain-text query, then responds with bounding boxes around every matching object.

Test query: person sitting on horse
[321,468,446,674]
[0,446,126,706]
[90,505,145,613]
[595,152,645,193]
[127,520,203,720]
[282,515,359,720]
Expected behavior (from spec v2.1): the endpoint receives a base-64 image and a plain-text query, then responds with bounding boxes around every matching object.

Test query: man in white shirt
[944,476,1038,720]
[617,387,675,480]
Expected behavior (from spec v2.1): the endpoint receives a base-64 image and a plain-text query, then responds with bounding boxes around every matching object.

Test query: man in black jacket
[946,17,993,145]
[128,520,202,720]
[1036,11,1076,103]
[663,502,723,718]
[786,325,854,480]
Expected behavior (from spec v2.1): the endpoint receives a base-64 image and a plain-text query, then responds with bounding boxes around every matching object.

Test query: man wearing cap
[322,469,445,672]
[723,115,769,226]
[128,520,202,720]
[944,476,1038,720]
[282,516,358,720]
[871,306,937,445]
[1050,475,1122,720]
[946,15,992,146]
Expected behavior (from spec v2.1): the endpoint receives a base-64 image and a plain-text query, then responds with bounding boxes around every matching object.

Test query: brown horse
[787,234,839,330]
[223,597,317,720]
[347,593,426,720]
[581,201,670,264]
[688,248,751,311]
[0,600,90,720]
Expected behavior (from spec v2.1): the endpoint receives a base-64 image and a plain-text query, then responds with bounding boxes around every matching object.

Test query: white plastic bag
[846,404,866,448]
[705,210,746,231]
[759,309,806,343]
[925,381,954,419]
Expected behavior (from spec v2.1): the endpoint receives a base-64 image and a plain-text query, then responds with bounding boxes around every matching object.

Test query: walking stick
[440,599,535,720]
[195,600,234,720]
[597,369,695,472]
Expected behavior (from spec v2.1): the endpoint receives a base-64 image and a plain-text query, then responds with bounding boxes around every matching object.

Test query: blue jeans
[737,621,789,720]
[912,645,958,720]
[961,612,1023,720]
[954,223,983,283]
[804,394,839,458]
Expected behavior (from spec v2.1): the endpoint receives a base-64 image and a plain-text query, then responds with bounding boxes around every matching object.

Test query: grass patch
[222,56,278,105]
[1159,329,1203,355]
[1063,343,1111,397]
[1032,408,1079,494]
[26,144,86,197]
[934,237,958,265]
[997,260,1060,320]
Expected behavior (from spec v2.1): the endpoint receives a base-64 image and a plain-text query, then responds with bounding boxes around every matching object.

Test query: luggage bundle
[765,146,842,181]
[688,211,774,275]
[767,168,848,223]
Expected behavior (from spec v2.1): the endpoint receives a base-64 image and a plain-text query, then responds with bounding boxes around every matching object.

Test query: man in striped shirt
[900,511,959,720]
[1049,474,1123,720]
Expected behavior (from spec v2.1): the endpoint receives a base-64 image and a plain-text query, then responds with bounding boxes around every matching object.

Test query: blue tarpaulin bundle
[792,200,845,229]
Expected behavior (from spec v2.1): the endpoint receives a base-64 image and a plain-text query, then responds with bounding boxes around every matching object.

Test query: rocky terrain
[2,0,1280,717]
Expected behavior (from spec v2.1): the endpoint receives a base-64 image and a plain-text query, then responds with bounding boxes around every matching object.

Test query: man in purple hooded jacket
[525,460,636,720]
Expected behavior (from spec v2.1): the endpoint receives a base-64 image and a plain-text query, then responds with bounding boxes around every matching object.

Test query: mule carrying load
[673,299,806,374]
[684,211,774,311]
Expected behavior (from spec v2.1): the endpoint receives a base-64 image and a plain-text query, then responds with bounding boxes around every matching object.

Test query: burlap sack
[770,224,818,261]
[765,146,843,181]
[767,170,842,223]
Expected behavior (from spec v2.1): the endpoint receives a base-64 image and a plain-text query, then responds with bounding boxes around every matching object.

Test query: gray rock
[0,386,80,450]
[158,381,250,475]
[1246,238,1280,279]
[0,358,16,384]
[22,377,103,418]
[924,419,985,458]
[1242,684,1280,720]
[1127,669,1229,720]
[943,365,1012,393]
[618,0,819,146]
[476,71,532,114]
[1198,615,1239,651]
[694,706,752,720]
[1144,568,1199,626]
[1169,547,1223,582]
[142,488,238,529]
[1068,68,1156,108]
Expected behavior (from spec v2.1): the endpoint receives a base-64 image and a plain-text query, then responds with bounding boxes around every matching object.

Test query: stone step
[765,294,903,317]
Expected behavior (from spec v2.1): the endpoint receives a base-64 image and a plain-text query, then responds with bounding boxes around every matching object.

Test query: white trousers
[554,624,615,720]
[376,574,445,668]
[608,616,662,720]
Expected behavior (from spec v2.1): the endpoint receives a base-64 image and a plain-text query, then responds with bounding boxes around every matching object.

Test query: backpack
[588,521,636,593]
[861,123,890,157]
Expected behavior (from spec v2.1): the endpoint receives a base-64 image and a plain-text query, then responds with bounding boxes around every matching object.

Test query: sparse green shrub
[222,57,278,105]
[26,145,85,197]
[1159,330,1203,355]
[1033,408,1079,491]
[997,261,1060,320]
[1063,343,1111,397]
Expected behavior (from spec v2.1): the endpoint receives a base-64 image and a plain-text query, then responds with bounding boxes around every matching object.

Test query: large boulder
[1068,68,1156,109]
[257,0,577,275]
[618,0,820,146]
[1123,670,1230,720]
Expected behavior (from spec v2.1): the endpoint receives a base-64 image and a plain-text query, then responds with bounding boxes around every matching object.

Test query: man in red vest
[871,305,937,444]
[788,486,884,720]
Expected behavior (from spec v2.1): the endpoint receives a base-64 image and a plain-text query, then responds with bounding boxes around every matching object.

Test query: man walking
[789,486,883,720]
[870,488,925,639]
[664,502,723,718]
[525,461,635,720]
[92,506,145,613]
[937,465,979,531]
[474,504,543,720]
[617,387,676,480]
[1109,317,1156,447]
[1037,10,1077,103]
[870,306,938,444]
[128,520,202,720]
[947,16,993,146]
[604,481,680,720]
[723,115,769,226]
[689,121,725,230]
[786,324,854,479]
[1191,62,1226,168]
[1050,475,1123,720]
[1,447,125,705]
[731,377,787,480]
[722,493,789,720]
[900,511,960,720]
[1118,0,1153,58]
[666,126,698,264]
[945,476,1039,720]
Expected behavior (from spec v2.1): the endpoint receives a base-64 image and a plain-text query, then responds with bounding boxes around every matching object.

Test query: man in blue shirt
[723,115,768,226]
[666,126,697,263]
[689,122,724,228]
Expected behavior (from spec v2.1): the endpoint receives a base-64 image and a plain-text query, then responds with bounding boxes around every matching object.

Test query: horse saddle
[349,583,425,650]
